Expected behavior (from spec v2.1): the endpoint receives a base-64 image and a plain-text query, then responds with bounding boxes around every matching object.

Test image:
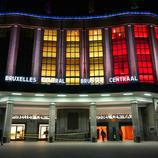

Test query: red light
[134,24,154,83]
[112,26,129,83]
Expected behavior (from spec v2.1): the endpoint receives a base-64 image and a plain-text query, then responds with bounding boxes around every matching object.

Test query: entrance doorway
[120,126,133,141]
[11,124,25,140]
[97,126,108,142]
[38,124,49,140]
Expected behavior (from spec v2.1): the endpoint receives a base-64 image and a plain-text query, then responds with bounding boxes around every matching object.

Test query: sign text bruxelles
[5,75,37,83]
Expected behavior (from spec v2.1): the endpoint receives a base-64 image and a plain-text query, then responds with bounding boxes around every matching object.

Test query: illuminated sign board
[97,114,132,120]
[5,75,37,83]
[12,115,49,120]
[5,75,138,85]
[109,76,138,83]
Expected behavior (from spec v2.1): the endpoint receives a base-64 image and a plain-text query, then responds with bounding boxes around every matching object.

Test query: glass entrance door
[38,124,49,139]
[11,124,25,140]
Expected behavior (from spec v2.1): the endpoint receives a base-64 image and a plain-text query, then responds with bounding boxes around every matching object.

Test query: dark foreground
[0,141,158,158]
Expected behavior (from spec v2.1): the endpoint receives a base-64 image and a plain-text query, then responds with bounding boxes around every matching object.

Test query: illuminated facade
[0,12,158,143]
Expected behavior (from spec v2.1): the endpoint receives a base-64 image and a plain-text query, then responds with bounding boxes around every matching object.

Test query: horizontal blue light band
[0,11,157,20]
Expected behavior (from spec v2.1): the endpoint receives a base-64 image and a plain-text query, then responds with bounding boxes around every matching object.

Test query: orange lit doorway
[121,126,133,141]
[97,126,107,142]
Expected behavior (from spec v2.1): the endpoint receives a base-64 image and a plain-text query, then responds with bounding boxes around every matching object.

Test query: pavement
[0,141,158,158]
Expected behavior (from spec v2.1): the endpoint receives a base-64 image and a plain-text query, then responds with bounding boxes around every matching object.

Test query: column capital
[37,27,42,31]
[90,102,96,106]
[104,27,109,31]
[130,100,138,104]
[12,24,19,28]
[49,102,56,106]
[6,100,14,104]
[127,24,132,27]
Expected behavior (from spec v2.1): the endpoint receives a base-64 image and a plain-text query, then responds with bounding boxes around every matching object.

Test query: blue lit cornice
[0,11,157,20]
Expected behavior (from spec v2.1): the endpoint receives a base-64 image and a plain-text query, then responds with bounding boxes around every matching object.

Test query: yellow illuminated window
[88,29,104,85]
[65,30,80,85]
[41,29,57,84]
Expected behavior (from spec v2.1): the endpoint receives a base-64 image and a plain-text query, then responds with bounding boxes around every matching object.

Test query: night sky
[0,0,157,16]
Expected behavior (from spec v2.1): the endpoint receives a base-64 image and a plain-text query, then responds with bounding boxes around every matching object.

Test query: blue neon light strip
[0,11,157,20]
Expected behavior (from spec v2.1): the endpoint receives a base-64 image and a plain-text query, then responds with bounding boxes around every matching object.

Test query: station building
[0,12,158,143]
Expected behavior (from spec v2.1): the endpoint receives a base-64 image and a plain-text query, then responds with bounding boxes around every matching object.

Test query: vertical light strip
[88,29,104,85]
[65,30,80,85]
[111,26,130,83]
[134,25,154,83]
[41,29,57,84]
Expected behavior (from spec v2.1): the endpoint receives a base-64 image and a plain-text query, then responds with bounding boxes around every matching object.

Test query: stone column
[32,28,43,83]
[89,103,97,142]
[131,101,141,142]
[126,25,138,77]
[149,25,158,81]
[48,103,56,142]
[104,28,112,84]
[3,101,13,143]
[6,25,20,76]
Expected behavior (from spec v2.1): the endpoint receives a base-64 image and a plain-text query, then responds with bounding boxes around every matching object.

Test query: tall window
[111,26,129,82]
[134,25,154,83]
[41,29,57,84]
[88,29,104,85]
[65,30,80,85]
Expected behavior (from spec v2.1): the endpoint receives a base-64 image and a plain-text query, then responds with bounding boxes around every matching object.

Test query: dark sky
[0,0,157,16]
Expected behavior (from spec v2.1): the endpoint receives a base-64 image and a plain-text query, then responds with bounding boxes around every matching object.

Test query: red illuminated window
[134,25,154,83]
[112,26,125,39]
[154,27,158,39]
[134,25,148,38]
[112,26,129,83]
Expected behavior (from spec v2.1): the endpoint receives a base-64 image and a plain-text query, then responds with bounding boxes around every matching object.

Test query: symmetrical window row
[40,25,157,85]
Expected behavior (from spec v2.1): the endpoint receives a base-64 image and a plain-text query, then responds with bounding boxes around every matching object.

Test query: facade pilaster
[126,25,138,77]
[80,29,88,80]
[32,28,43,83]
[6,25,20,76]
[149,25,158,81]
[104,28,112,84]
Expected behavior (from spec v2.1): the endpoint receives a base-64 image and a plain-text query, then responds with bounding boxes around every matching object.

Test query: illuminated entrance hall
[0,91,157,143]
